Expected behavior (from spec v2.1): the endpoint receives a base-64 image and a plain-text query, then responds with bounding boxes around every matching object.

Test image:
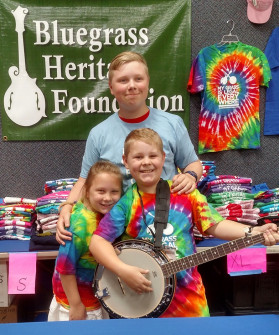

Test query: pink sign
[227,247,267,276]
[8,253,37,294]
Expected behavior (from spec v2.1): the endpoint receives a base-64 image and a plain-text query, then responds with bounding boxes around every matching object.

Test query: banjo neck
[161,233,265,277]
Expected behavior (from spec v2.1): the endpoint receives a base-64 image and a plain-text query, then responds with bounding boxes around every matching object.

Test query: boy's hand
[69,301,87,320]
[253,223,279,246]
[56,204,73,245]
[171,173,196,194]
[118,264,153,294]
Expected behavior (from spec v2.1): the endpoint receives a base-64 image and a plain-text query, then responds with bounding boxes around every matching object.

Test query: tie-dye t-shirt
[94,182,224,317]
[187,42,271,154]
[52,201,102,311]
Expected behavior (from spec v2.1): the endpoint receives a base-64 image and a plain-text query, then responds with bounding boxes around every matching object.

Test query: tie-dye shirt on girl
[52,201,102,311]
[187,42,271,154]
[94,182,224,317]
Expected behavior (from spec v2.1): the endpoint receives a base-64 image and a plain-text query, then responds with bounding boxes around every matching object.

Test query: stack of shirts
[35,190,70,232]
[30,190,70,251]
[200,175,255,207]
[194,162,217,241]
[44,178,77,194]
[0,197,37,240]
[215,200,260,225]
[199,175,260,227]
[253,187,279,219]
[199,161,216,182]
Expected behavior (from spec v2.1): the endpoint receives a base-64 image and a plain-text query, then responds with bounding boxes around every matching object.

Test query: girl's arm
[60,274,87,320]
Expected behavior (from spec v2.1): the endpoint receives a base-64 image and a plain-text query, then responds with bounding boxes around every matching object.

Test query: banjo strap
[154,179,170,250]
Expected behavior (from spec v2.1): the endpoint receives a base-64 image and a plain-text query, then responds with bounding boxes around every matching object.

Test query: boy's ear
[109,81,114,95]
[122,155,129,169]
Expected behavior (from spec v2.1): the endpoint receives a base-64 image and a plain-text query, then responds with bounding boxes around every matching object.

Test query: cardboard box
[0,304,17,323]
[0,261,14,307]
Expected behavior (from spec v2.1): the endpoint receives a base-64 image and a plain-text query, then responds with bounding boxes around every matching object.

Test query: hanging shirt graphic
[187,42,271,154]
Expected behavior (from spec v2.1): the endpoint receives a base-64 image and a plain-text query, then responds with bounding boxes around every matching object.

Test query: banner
[0,0,191,140]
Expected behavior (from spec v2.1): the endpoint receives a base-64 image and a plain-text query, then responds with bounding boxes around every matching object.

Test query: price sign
[8,253,37,294]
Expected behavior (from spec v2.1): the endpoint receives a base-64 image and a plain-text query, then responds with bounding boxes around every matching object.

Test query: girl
[48,161,122,321]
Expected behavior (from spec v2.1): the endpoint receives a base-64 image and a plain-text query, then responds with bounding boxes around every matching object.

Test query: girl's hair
[81,160,122,201]
[124,128,164,157]
[108,51,149,81]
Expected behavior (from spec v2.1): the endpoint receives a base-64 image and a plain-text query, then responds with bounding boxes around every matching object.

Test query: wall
[0,0,278,198]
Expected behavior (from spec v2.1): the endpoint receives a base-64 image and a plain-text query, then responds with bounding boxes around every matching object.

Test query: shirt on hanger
[188,42,271,154]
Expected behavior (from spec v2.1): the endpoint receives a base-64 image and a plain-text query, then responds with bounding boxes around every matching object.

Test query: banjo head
[94,239,175,318]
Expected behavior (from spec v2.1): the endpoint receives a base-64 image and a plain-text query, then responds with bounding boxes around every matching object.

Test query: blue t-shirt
[80,107,198,191]
[264,27,279,135]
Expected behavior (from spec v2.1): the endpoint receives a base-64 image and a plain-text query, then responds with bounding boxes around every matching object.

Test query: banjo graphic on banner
[4,6,46,127]
[0,0,191,141]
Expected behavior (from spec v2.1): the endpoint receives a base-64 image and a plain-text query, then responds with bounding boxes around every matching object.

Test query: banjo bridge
[95,287,109,299]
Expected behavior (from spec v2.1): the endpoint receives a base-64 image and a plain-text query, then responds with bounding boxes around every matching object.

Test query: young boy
[90,128,279,318]
[56,51,202,245]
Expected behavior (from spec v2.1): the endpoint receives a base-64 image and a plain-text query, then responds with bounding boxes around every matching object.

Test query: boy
[90,128,279,318]
[56,51,202,244]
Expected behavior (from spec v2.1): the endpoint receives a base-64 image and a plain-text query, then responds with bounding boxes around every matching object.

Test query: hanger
[218,20,239,45]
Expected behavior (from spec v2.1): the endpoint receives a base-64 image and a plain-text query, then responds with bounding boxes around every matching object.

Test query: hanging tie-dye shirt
[187,42,271,154]
[94,182,224,318]
[52,201,102,311]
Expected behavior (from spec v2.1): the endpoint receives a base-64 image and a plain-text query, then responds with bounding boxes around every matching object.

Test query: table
[1,239,278,309]
[0,314,279,335]
[1,238,279,258]
[0,238,278,293]
[0,240,58,260]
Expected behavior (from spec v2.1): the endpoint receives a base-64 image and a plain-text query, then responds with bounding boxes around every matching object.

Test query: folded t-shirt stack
[44,178,78,194]
[214,200,260,225]
[194,161,217,241]
[35,190,70,233]
[199,175,260,226]
[199,161,216,184]
[253,187,279,218]
[0,197,37,240]
[30,190,70,251]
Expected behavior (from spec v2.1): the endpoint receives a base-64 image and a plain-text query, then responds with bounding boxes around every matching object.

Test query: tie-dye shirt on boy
[94,182,224,318]
[52,201,102,311]
[187,42,271,154]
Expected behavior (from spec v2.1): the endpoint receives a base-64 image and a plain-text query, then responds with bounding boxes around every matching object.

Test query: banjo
[93,231,265,319]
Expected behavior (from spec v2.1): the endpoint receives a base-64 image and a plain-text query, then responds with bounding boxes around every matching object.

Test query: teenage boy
[90,128,279,318]
[57,51,202,244]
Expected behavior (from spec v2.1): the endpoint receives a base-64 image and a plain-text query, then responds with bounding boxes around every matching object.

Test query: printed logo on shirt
[144,212,178,249]
[218,71,240,109]
[145,212,174,236]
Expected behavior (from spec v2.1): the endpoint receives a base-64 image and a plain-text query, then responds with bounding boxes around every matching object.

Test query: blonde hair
[109,51,149,81]
[124,128,164,157]
[82,161,122,202]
